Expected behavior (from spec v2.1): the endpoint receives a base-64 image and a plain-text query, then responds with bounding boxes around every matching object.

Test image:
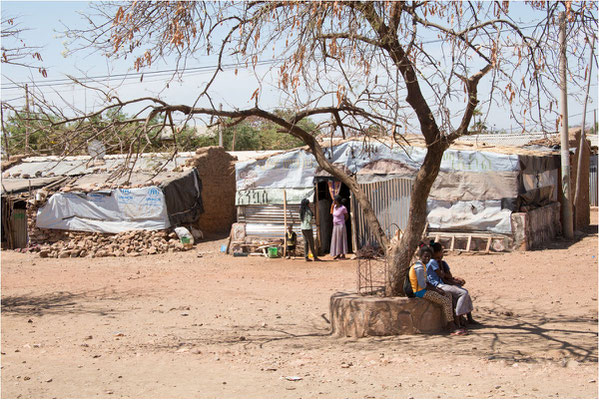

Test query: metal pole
[574,36,595,207]
[283,189,287,258]
[218,103,223,148]
[25,84,30,153]
[559,12,574,239]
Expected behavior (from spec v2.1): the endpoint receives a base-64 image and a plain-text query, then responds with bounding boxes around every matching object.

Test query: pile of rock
[37,229,191,258]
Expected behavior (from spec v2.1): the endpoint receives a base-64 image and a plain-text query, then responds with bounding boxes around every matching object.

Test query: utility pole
[574,36,595,208]
[218,103,223,148]
[25,84,30,154]
[559,12,574,239]
[1,104,9,159]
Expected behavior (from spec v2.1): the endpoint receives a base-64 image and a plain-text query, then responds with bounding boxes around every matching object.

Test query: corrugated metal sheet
[237,204,316,238]
[11,208,28,248]
[2,153,197,178]
[590,155,598,206]
[353,178,413,247]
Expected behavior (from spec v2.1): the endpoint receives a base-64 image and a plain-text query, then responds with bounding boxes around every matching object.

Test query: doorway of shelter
[316,179,353,255]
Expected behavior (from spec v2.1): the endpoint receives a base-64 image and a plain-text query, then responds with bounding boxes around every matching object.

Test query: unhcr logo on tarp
[117,188,134,204]
[144,186,162,205]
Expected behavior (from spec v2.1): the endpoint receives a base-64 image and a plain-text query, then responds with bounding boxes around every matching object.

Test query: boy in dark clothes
[286,225,297,259]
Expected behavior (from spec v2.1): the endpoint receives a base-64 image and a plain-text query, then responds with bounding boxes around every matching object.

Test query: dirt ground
[1,211,597,399]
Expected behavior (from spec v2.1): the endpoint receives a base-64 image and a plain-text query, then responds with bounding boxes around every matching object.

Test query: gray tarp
[36,186,170,233]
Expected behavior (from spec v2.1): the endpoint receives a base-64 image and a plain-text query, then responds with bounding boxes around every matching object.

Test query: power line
[1,23,543,90]
[1,58,284,90]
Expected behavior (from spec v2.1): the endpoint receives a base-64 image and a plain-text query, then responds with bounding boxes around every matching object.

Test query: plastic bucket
[181,237,190,244]
[268,247,278,258]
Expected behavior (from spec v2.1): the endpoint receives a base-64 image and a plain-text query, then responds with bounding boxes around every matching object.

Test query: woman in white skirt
[330,195,348,259]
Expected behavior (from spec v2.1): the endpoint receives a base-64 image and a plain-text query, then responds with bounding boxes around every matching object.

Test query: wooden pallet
[426,232,508,253]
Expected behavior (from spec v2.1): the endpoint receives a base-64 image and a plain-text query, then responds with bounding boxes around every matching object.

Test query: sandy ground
[1,211,597,399]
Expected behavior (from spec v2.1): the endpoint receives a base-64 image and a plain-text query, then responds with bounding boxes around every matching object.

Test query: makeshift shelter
[233,136,576,253]
[1,147,237,250]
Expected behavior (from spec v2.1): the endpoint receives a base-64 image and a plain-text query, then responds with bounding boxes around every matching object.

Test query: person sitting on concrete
[427,241,479,328]
[409,244,465,335]
[285,225,297,259]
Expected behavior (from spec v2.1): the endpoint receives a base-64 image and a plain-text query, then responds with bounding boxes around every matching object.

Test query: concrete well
[330,292,445,338]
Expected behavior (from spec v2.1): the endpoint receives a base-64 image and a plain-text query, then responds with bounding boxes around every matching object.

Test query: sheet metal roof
[2,152,198,179]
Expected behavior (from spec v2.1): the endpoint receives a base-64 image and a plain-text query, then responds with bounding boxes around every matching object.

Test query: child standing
[286,225,297,259]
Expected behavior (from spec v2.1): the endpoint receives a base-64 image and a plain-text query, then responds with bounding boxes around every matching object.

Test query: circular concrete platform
[330,292,445,337]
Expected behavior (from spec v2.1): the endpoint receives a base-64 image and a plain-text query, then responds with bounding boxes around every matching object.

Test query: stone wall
[511,202,561,250]
[186,147,237,235]
[330,292,444,337]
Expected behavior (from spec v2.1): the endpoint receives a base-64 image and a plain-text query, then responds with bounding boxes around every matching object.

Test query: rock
[39,250,50,258]
[58,251,71,258]
[148,246,157,254]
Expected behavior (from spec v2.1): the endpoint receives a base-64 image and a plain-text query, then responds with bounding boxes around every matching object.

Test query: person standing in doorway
[299,199,321,262]
[330,195,349,260]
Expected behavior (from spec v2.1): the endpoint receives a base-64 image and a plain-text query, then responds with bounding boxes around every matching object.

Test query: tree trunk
[387,140,448,296]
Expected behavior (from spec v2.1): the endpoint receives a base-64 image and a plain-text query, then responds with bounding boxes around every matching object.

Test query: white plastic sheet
[36,186,170,233]
[427,199,512,234]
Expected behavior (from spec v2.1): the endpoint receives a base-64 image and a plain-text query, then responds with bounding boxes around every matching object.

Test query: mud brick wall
[186,147,237,235]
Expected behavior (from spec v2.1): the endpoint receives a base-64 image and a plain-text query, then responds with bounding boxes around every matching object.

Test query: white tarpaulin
[36,186,170,233]
[427,199,512,234]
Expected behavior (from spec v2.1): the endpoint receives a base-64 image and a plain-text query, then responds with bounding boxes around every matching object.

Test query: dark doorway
[315,179,353,255]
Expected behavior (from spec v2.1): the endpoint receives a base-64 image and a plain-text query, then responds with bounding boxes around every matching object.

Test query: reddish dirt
[1,210,597,399]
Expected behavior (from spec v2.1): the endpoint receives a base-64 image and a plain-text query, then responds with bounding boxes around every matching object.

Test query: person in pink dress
[330,195,348,259]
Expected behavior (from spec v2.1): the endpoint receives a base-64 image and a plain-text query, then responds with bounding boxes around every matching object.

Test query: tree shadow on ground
[343,305,598,364]
[137,321,332,354]
[1,289,133,317]
[530,223,598,251]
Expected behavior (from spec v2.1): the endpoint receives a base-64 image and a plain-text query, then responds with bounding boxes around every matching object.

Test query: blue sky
[1,1,597,133]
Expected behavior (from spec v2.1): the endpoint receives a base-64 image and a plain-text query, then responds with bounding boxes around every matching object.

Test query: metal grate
[357,256,388,296]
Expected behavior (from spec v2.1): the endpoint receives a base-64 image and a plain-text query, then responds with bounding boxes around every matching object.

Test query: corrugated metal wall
[591,154,598,206]
[12,208,28,248]
[237,204,315,239]
[352,178,413,248]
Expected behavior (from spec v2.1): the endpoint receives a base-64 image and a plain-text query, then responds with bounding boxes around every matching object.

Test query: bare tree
[26,1,598,295]
[1,16,47,76]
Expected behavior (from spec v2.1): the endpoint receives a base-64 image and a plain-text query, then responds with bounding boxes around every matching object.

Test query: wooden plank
[450,236,455,251]
[283,189,287,258]
[485,237,492,253]
[466,235,472,252]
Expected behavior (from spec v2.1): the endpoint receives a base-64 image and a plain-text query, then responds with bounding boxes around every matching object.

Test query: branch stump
[330,292,444,337]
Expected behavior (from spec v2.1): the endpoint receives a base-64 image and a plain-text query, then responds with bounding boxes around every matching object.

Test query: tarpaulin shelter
[234,136,568,252]
[1,152,204,238]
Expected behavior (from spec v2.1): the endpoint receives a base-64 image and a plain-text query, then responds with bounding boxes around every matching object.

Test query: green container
[181,237,191,244]
[268,247,278,258]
